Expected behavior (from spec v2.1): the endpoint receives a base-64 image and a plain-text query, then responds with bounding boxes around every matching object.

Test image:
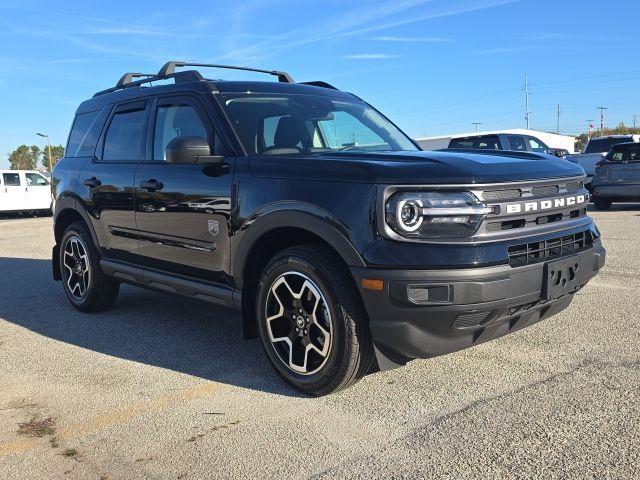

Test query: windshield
[219,93,418,155]
[585,137,633,154]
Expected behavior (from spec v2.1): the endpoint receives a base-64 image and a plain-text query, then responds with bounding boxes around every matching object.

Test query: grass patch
[17,416,56,437]
[62,448,78,457]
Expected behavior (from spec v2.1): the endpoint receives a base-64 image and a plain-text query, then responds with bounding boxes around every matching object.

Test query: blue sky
[1,0,638,167]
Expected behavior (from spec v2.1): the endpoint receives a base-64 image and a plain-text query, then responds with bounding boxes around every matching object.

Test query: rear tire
[256,245,374,396]
[593,197,612,211]
[59,221,119,312]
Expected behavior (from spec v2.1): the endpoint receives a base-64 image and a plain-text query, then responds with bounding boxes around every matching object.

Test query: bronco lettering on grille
[505,195,587,215]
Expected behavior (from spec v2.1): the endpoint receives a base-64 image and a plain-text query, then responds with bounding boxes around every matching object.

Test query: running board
[100,259,239,310]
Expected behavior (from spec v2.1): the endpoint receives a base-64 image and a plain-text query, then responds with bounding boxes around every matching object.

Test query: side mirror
[165,137,224,165]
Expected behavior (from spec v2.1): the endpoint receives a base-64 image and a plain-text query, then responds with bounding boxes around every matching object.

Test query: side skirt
[100,259,241,310]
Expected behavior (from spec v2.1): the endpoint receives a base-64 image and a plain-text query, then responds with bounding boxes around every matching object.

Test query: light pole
[36,133,53,172]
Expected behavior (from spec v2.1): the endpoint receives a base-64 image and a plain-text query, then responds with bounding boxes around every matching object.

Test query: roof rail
[300,81,337,90]
[158,61,295,83]
[116,72,155,88]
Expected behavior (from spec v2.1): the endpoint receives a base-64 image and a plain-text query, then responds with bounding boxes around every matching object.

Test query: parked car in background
[0,170,52,215]
[591,142,640,210]
[446,132,567,157]
[567,135,640,188]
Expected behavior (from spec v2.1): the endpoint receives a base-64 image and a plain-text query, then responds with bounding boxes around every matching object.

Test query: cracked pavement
[0,206,639,479]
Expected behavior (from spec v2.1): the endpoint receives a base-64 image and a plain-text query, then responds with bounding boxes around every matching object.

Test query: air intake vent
[531,185,559,197]
[453,310,492,329]
[508,231,594,267]
[481,189,521,202]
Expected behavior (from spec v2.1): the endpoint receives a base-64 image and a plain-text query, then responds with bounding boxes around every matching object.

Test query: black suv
[52,61,605,395]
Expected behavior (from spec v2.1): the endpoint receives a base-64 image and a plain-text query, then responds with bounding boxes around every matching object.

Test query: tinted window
[585,137,633,154]
[526,136,548,153]
[25,173,49,186]
[221,93,417,155]
[609,145,640,162]
[449,135,501,150]
[103,108,147,161]
[67,110,108,157]
[153,103,210,161]
[2,173,21,186]
[507,135,527,151]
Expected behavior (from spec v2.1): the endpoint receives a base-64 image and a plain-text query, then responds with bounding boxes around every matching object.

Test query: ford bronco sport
[52,61,606,395]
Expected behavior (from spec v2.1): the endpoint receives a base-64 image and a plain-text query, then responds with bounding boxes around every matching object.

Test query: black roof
[76,61,352,114]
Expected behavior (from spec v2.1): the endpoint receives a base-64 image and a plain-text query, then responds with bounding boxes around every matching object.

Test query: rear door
[24,172,52,210]
[78,100,149,262]
[1,172,26,211]
[134,93,234,283]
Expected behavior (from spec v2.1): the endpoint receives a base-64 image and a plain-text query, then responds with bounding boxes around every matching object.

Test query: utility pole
[633,114,637,130]
[36,132,53,172]
[597,106,608,131]
[556,104,561,134]
[523,74,531,129]
[472,122,482,132]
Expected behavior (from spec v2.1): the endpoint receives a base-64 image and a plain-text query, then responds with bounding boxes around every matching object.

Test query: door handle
[83,177,102,188]
[139,179,164,192]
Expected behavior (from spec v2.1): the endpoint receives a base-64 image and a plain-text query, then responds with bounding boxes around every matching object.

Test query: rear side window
[2,173,21,186]
[526,136,548,153]
[449,135,501,150]
[103,106,147,161]
[67,110,107,157]
[507,136,527,151]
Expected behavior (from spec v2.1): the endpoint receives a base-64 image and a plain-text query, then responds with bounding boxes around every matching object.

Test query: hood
[248,150,586,185]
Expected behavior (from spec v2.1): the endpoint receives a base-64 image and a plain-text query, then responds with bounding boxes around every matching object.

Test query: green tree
[41,145,65,170]
[8,145,41,170]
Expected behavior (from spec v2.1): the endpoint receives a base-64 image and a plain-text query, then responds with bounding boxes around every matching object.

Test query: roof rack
[94,60,296,97]
[157,61,294,83]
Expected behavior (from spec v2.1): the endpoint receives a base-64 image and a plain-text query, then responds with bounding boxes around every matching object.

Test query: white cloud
[343,53,404,59]
[370,35,452,42]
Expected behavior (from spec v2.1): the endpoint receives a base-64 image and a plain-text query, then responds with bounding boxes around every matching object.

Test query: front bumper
[351,242,605,367]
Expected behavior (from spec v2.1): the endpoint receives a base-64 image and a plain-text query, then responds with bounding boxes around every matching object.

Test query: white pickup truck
[567,135,640,187]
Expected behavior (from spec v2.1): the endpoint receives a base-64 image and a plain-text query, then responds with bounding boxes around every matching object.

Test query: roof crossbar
[157,61,295,83]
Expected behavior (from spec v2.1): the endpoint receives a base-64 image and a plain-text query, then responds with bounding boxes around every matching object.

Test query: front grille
[481,189,522,202]
[566,181,584,192]
[531,185,559,197]
[508,231,594,267]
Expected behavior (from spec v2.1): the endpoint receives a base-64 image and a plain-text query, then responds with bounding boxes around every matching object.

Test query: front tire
[593,197,612,211]
[59,221,119,312]
[256,245,374,395]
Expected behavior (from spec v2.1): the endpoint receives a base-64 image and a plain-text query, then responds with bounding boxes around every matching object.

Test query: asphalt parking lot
[0,208,639,480]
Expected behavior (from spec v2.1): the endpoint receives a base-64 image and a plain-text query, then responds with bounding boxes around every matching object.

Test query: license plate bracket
[543,255,582,300]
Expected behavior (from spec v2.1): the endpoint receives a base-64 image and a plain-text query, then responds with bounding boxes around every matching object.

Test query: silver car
[591,142,640,210]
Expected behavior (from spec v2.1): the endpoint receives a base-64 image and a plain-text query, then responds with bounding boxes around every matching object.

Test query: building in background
[415,129,576,154]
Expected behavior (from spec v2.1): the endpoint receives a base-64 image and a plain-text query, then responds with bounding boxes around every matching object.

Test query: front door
[24,172,52,210]
[78,100,149,262]
[1,172,26,212]
[134,94,233,283]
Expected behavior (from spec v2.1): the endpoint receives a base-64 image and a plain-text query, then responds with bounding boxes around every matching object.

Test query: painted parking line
[0,382,223,456]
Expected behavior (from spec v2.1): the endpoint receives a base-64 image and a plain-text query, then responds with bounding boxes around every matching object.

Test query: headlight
[385,191,493,239]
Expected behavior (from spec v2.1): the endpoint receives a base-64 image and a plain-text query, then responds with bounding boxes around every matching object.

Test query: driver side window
[153,100,211,161]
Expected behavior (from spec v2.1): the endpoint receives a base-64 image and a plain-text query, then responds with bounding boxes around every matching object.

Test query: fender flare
[232,208,366,287]
[53,195,101,248]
